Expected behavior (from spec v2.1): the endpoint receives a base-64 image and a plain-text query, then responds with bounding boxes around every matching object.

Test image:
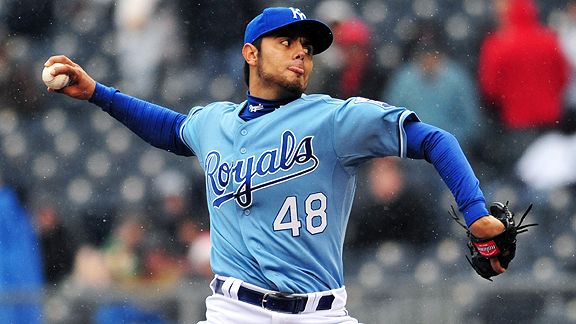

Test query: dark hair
[244,38,263,87]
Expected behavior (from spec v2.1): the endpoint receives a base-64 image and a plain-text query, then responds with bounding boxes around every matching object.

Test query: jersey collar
[240,92,300,121]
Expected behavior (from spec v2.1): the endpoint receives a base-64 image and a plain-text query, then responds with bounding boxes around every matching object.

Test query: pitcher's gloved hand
[450,202,538,281]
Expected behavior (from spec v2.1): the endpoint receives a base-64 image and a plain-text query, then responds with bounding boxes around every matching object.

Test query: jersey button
[240,147,247,154]
[240,129,247,136]
[244,209,251,216]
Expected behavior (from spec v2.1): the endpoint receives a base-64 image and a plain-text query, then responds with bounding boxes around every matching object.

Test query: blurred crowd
[1,0,576,322]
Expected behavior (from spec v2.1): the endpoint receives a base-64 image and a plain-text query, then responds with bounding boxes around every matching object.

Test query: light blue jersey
[90,81,488,293]
[179,94,416,293]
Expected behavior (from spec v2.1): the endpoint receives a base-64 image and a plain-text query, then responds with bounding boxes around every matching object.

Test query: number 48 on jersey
[273,193,327,236]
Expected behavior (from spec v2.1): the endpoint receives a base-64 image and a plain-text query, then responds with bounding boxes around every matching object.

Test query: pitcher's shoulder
[186,100,242,116]
[300,94,345,106]
[204,100,244,111]
[302,94,400,110]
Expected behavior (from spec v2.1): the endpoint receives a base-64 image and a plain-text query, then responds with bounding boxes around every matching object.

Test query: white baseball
[42,63,70,90]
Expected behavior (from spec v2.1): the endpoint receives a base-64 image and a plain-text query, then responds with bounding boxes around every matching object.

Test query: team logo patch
[248,104,264,112]
[205,130,319,208]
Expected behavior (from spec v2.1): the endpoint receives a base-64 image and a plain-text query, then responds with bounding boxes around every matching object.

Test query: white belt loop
[221,277,235,298]
[209,276,218,294]
[303,292,322,313]
[331,286,347,309]
[229,278,243,300]
[220,277,244,300]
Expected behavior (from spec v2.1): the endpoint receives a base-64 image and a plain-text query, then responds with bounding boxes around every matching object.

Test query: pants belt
[214,278,335,314]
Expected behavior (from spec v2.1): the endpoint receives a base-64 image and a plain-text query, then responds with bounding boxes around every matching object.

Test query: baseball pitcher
[43,7,534,323]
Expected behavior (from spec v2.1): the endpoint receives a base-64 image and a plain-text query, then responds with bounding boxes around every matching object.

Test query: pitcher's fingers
[44,55,76,67]
[50,64,76,77]
[490,258,506,274]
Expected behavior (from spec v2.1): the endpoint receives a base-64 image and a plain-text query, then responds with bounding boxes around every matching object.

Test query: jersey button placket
[235,126,250,218]
[239,128,248,154]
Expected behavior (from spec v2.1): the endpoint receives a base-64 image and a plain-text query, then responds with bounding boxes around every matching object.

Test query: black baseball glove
[450,202,538,281]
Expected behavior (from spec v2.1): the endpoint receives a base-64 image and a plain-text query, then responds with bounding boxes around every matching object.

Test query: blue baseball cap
[244,7,333,55]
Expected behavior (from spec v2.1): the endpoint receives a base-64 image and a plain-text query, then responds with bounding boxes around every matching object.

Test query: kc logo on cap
[244,7,333,55]
[289,7,306,20]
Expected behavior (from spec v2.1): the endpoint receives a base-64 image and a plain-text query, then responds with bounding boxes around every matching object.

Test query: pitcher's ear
[242,43,258,66]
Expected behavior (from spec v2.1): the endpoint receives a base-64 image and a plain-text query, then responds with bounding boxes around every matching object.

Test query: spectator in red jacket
[478,0,570,176]
[479,0,569,130]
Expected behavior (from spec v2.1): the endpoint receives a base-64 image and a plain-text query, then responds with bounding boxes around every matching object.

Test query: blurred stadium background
[1,0,576,323]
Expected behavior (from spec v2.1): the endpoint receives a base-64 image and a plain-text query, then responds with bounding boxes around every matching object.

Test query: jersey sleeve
[332,97,418,166]
[178,105,205,155]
